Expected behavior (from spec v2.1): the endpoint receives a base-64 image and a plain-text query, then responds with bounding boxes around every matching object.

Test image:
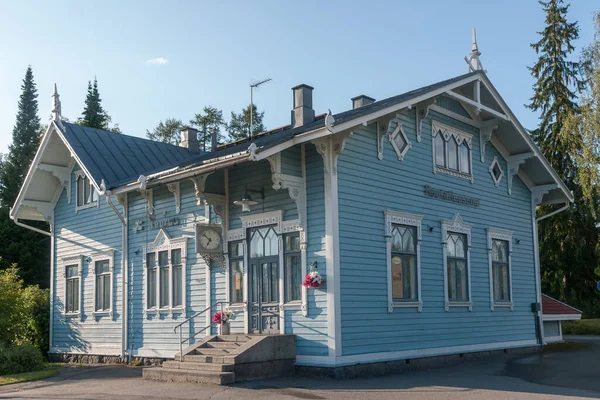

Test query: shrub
[0,344,44,375]
[562,319,600,335]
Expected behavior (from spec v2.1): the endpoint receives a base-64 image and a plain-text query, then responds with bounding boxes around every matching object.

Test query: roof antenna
[249,78,271,138]
[51,83,64,130]
[464,28,483,72]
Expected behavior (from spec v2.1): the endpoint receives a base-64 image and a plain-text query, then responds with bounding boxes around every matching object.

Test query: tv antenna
[250,78,271,138]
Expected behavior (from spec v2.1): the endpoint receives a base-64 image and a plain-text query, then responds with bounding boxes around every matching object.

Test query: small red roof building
[542,294,582,320]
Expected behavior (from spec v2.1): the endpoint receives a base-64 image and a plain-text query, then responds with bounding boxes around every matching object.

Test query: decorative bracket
[189,173,214,206]
[531,184,557,206]
[167,182,181,214]
[22,200,53,225]
[37,163,71,204]
[313,133,354,174]
[479,120,499,162]
[376,115,395,160]
[139,188,153,214]
[203,193,226,221]
[279,175,306,230]
[266,153,283,189]
[506,152,535,195]
[416,99,435,143]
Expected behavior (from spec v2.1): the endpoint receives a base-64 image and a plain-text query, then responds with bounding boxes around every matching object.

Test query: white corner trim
[89,249,115,320]
[384,210,423,313]
[489,156,504,187]
[486,228,514,311]
[441,214,472,311]
[61,255,83,321]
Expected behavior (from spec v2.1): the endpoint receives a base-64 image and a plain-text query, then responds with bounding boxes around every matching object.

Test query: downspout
[13,218,52,237]
[533,201,570,346]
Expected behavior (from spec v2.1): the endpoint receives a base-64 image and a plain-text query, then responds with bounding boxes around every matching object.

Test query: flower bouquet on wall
[213,309,234,335]
[302,270,323,289]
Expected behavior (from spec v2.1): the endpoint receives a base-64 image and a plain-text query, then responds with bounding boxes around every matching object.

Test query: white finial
[51,83,62,121]
[465,28,483,72]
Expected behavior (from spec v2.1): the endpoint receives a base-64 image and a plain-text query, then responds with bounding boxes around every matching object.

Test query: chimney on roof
[291,84,315,128]
[210,129,218,152]
[180,126,199,152]
[351,95,375,109]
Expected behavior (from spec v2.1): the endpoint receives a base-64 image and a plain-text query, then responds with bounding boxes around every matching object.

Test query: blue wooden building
[10,35,573,377]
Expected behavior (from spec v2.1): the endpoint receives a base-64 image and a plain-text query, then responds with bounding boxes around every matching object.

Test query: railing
[173,301,232,362]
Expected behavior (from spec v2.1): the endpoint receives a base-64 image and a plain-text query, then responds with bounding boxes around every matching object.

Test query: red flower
[212,311,225,325]
[302,272,323,289]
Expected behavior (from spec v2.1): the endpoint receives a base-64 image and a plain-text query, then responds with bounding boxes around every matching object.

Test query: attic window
[489,157,504,187]
[432,122,473,182]
[75,171,99,211]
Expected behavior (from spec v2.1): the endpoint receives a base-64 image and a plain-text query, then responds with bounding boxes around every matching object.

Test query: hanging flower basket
[302,271,323,289]
[212,309,234,325]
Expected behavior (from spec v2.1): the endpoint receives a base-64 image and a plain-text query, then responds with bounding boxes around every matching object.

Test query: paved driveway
[1,339,598,400]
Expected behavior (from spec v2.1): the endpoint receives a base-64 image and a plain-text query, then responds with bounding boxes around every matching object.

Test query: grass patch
[562,319,600,335]
[0,363,61,386]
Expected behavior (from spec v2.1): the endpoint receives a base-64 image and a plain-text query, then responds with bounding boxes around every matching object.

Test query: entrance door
[247,226,280,334]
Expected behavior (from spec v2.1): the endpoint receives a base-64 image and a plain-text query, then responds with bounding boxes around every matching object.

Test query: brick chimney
[351,95,375,109]
[291,84,315,128]
[180,127,199,152]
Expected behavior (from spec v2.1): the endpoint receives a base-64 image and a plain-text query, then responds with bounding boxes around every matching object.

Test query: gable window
[487,228,514,310]
[389,123,412,161]
[385,211,423,312]
[90,250,115,319]
[284,233,301,303]
[143,229,188,318]
[489,156,504,187]
[229,241,245,304]
[62,255,83,319]
[75,171,99,211]
[442,215,472,311]
[432,122,473,182]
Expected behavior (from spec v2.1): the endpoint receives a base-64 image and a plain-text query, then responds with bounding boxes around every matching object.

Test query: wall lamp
[233,186,265,212]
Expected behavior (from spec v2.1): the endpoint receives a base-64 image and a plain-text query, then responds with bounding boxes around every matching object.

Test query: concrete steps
[143,367,235,385]
[163,360,235,372]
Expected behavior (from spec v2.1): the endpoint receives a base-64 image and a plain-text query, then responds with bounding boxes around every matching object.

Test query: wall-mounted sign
[148,217,181,230]
[424,185,480,207]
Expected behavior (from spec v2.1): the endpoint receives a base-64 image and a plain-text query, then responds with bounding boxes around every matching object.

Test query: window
[143,229,188,317]
[389,123,412,161]
[229,241,244,304]
[284,233,301,303]
[487,228,513,310]
[385,211,423,312]
[95,260,111,312]
[249,226,278,258]
[489,156,504,187]
[442,214,472,311]
[65,265,80,313]
[432,122,473,181]
[75,171,99,211]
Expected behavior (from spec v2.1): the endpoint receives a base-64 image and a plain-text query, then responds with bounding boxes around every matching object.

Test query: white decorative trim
[61,255,83,321]
[479,120,499,162]
[89,249,115,320]
[506,152,535,195]
[388,123,412,161]
[142,229,188,318]
[189,173,213,206]
[543,314,581,321]
[239,210,283,238]
[416,99,435,143]
[279,174,306,231]
[532,184,557,206]
[431,122,473,183]
[487,228,514,311]
[139,188,153,214]
[313,132,352,175]
[267,153,282,189]
[441,214,472,311]
[384,210,423,313]
[488,156,504,187]
[167,182,180,214]
[74,170,99,212]
[37,163,71,204]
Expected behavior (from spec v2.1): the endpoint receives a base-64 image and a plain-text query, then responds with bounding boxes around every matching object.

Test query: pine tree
[226,105,265,142]
[146,118,182,144]
[190,106,226,151]
[0,66,49,287]
[79,78,109,130]
[528,0,598,314]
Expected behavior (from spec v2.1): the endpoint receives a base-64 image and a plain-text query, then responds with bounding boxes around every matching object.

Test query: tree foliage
[190,106,226,151]
[78,78,120,133]
[146,118,182,145]
[226,104,266,142]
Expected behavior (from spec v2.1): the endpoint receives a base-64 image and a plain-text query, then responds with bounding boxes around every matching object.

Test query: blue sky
[0,0,597,154]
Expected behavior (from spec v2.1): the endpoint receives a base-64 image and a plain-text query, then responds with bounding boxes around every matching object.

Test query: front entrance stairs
[143,334,296,385]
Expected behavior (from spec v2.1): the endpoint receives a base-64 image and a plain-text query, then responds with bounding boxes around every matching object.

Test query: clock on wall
[195,224,224,267]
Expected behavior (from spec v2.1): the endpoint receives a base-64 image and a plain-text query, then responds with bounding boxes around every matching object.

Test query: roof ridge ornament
[51,83,65,131]
[464,28,483,72]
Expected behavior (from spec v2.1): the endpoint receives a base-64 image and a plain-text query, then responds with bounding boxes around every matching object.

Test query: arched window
[249,226,279,258]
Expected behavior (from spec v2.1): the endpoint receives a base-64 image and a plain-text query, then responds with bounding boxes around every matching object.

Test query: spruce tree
[528,0,598,313]
[190,106,226,150]
[226,105,265,142]
[0,66,49,287]
[79,78,109,130]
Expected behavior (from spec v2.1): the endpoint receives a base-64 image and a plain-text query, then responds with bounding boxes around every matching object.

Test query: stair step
[184,354,225,364]
[194,348,230,355]
[215,335,252,342]
[143,367,234,385]
[205,342,241,349]
[163,361,234,372]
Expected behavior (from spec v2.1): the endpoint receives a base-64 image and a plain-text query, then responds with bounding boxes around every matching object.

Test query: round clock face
[200,229,221,250]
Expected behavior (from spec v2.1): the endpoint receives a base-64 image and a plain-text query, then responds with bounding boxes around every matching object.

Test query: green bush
[562,319,600,335]
[0,344,44,375]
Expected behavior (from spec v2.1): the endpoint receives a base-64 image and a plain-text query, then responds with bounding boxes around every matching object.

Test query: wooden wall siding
[52,165,123,355]
[127,181,207,357]
[543,321,560,337]
[336,109,537,356]
[281,145,302,177]
[205,170,225,195]
[437,96,472,119]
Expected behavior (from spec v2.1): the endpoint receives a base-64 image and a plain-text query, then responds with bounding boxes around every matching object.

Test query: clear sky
[0,0,597,154]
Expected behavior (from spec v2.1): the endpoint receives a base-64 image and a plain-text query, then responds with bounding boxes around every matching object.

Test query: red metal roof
[542,294,582,315]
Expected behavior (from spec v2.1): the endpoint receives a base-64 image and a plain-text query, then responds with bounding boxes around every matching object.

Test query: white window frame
[389,123,412,161]
[143,229,188,319]
[432,121,474,183]
[489,156,504,187]
[441,214,472,311]
[61,255,83,320]
[384,210,423,312]
[74,170,99,212]
[90,250,115,320]
[487,228,514,311]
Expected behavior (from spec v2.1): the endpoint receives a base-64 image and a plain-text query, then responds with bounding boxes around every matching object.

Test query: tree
[190,106,226,151]
[226,104,265,142]
[78,78,120,133]
[0,67,49,288]
[528,0,598,315]
[146,118,182,145]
